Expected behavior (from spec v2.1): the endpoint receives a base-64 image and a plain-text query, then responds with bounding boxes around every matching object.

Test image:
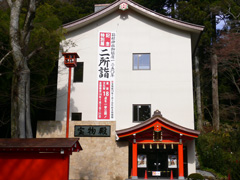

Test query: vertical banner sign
[97,32,116,120]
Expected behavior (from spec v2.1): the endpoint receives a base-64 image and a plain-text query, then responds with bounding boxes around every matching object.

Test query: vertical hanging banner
[97,31,116,120]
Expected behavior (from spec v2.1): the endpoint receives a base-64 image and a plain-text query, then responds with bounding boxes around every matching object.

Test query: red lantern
[62,52,79,68]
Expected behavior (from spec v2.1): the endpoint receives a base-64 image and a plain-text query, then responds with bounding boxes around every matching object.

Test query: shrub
[230,161,240,180]
[187,173,204,180]
[197,125,240,177]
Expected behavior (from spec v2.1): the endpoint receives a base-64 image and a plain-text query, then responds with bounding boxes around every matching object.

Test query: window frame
[133,104,151,122]
[132,53,151,70]
[71,112,82,121]
[73,62,84,83]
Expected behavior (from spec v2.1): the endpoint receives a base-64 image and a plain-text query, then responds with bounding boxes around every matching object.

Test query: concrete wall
[37,121,129,180]
[55,9,194,130]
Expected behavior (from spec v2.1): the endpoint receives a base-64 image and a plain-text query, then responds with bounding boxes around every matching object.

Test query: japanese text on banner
[97,32,116,120]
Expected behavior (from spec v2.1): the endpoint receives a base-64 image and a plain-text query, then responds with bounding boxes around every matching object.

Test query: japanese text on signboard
[74,126,111,137]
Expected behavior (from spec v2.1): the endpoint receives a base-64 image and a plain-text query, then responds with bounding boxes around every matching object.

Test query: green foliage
[231,161,240,180]
[0,9,10,49]
[0,9,11,137]
[72,0,115,17]
[197,125,240,176]
[52,2,80,24]
[187,173,204,180]
[28,3,63,125]
[134,0,170,15]
[28,3,62,96]
[34,4,61,30]
[176,0,216,47]
[39,0,81,24]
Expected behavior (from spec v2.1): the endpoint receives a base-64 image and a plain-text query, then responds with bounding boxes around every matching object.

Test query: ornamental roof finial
[153,109,162,117]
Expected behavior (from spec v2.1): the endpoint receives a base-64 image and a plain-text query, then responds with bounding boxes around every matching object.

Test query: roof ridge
[62,0,204,32]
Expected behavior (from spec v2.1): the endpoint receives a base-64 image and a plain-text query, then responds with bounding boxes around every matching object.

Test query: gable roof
[62,0,204,54]
[116,110,200,140]
[63,0,203,32]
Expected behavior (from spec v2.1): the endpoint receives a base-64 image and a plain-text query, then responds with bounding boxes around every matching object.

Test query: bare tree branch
[0,114,10,127]
[227,5,240,20]
[9,0,24,67]
[26,47,42,60]
[6,0,12,8]
[21,0,36,53]
[0,50,12,66]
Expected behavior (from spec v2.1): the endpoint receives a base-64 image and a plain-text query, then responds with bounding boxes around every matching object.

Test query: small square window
[73,62,84,82]
[133,104,151,122]
[72,113,82,121]
[133,53,150,70]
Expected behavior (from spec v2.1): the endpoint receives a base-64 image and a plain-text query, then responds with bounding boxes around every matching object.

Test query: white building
[37,0,204,179]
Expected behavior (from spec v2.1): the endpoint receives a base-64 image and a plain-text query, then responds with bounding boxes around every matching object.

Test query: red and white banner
[97,32,116,120]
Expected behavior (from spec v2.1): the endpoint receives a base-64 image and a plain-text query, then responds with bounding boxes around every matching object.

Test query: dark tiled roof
[0,138,82,152]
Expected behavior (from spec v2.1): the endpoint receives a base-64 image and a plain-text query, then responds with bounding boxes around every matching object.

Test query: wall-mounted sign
[168,155,177,168]
[152,171,161,176]
[97,31,116,120]
[138,154,147,168]
[74,126,111,137]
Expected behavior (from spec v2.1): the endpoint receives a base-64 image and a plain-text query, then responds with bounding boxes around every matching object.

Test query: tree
[211,53,220,130]
[4,0,65,138]
[194,52,203,131]
[214,31,240,123]
[1,0,89,138]
[175,0,216,130]
[6,0,39,138]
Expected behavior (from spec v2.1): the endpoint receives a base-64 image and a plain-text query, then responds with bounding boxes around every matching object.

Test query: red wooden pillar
[178,143,184,179]
[66,67,72,138]
[132,142,138,179]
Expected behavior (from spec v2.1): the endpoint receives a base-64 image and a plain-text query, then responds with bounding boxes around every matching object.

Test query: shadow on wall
[55,79,79,121]
[37,82,78,137]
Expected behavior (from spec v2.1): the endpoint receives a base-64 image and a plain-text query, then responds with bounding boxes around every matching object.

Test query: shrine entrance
[116,110,200,179]
[147,148,170,178]
[129,144,188,179]
[145,145,176,179]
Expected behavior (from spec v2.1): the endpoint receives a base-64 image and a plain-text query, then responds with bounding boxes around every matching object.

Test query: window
[73,62,84,82]
[72,113,82,121]
[133,104,151,122]
[133,53,150,70]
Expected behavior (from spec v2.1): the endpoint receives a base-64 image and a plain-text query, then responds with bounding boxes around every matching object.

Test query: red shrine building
[116,110,200,179]
[37,0,203,179]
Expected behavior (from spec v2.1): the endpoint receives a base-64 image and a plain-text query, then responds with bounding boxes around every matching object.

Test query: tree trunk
[194,54,203,131]
[8,0,34,138]
[211,53,220,131]
[11,56,32,138]
[25,67,33,138]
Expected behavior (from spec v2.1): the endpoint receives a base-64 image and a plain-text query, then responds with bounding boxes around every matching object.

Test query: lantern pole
[62,52,79,138]
[66,67,72,138]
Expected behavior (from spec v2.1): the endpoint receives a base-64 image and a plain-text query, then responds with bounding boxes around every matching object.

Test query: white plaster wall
[187,140,196,175]
[56,9,194,130]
